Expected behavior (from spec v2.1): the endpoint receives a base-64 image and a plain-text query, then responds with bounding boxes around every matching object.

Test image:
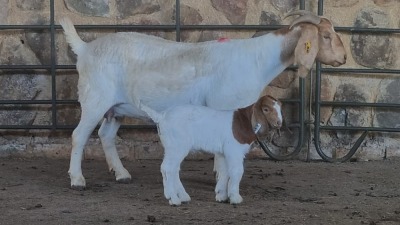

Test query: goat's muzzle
[271,121,282,129]
[335,55,347,66]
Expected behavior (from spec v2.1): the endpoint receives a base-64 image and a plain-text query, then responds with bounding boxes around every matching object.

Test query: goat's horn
[284,10,321,29]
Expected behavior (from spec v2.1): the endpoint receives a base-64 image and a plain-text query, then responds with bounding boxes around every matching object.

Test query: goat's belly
[111,103,148,120]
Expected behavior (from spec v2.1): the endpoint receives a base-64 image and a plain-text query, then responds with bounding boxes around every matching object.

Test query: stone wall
[0,0,399,161]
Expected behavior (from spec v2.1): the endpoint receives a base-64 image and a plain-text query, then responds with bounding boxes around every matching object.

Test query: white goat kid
[59,10,346,189]
[141,95,282,205]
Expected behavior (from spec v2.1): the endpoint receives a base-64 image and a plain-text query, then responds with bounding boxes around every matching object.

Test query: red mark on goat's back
[217,37,230,43]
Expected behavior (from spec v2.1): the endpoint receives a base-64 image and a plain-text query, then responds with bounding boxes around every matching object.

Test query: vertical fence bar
[175,0,181,42]
[299,0,309,160]
[318,0,324,14]
[314,62,322,154]
[50,0,57,130]
[314,0,324,159]
[300,0,305,10]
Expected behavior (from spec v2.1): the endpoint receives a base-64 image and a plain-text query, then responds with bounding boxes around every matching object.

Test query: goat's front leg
[98,118,131,183]
[213,153,229,202]
[225,154,245,204]
[161,151,190,206]
[69,110,103,190]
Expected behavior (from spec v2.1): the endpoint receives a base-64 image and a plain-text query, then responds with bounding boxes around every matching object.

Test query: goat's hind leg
[98,117,131,183]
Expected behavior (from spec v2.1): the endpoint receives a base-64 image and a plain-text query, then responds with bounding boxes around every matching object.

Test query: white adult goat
[60,10,346,189]
[140,95,282,205]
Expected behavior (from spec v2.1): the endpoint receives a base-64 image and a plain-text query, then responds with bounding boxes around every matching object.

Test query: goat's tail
[139,102,163,124]
[59,17,86,55]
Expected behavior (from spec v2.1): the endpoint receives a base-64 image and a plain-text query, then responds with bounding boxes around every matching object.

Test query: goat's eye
[322,33,331,40]
[262,107,269,112]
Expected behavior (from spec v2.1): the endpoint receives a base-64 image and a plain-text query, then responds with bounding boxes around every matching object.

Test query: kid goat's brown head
[251,95,283,139]
[284,10,347,78]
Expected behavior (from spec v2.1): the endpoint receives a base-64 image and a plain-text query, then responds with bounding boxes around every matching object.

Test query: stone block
[259,10,280,25]
[211,0,248,25]
[268,71,296,89]
[319,77,334,124]
[354,147,384,161]
[329,83,372,130]
[0,0,8,24]
[24,16,52,65]
[64,0,110,17]
[116,0,160,19]
[325,0,359,7]
[177,4,203,42]
[270,0,298,13]
[16,0,46,10]
[386,147,400,158]
[0,144,26,157]
[351,8,396,69]
[374,79,400,128]
[32,143,71,158]
[373,0,399,6]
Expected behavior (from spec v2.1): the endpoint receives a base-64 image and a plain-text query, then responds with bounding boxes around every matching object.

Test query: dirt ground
[1,157,400,225]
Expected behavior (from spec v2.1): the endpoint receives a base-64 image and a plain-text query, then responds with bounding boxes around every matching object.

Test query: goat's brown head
[285,10,347,77]
[251,95,282,139]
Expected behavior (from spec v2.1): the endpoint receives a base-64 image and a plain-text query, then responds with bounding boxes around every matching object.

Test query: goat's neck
[272,26,303,68]
[246,27,302,83]
[232,105,257,145]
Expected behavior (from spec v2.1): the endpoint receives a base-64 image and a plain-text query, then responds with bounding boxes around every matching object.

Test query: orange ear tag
[305,41,311,53]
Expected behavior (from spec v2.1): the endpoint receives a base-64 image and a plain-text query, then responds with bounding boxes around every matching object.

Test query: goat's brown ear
[251,101,269,133]
[294,26,319,78]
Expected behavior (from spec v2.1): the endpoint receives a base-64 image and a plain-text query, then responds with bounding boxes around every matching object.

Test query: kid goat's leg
[225,153,245,204]
[98,118,131,183]
[214,153,229,202]
[161,147,190,206]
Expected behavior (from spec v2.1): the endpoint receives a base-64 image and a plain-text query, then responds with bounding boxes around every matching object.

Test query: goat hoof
[169,200,182,206]
[229,194,243,205]
[216,199,229,204]
[215,192,229,203]
[178,192,191,203]
[71,185,86,191]
[115,169,132,183]
[116,177,131,184]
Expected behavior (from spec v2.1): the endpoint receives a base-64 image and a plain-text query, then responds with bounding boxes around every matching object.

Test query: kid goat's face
[253,96,283,137]
[263,99,283,128]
